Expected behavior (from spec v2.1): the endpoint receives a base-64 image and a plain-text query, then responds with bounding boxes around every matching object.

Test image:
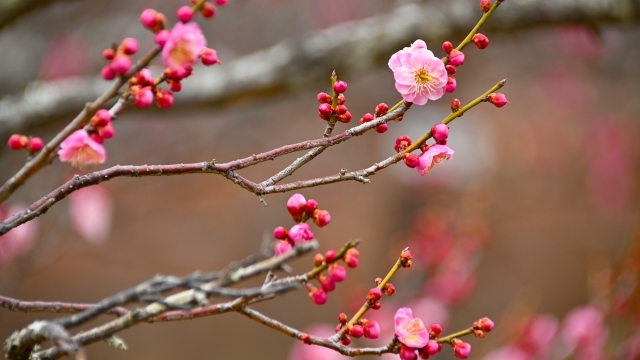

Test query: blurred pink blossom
[69,185,114,243]
[162,22,207,71]
[39,34,89,80]
[561,305,608,357]
[408,297,449,330]
[516,315,559,356]
[482,346,529,360]
[0,204,38,264]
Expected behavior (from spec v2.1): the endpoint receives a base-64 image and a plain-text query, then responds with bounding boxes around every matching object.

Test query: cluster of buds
[472,317,495,338]
[334,314,381,345]
[273,193,331,258]
[87,109,115,144]
[317,80,352,123]
[485,93,509,108]
[365,278,394,310]
[400,248,413,268]
[308,247,358,305]
[7,135,43,154]
[101,38,138,80]
[358,102,393,133]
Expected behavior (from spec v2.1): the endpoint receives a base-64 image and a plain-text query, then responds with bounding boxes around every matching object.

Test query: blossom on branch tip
[451,99,461,112]
[442,41,453,54]
[389,40,447,105]
[395,308,429,348]
[416,144,454,176]
[333,80,347,93]
[448,50,465,66]
[287,193,306,216]
[480,0,491,12]
[288,223,314,244]
[475,317,494,332]
[58,130,106,167]
[162,22,207,71]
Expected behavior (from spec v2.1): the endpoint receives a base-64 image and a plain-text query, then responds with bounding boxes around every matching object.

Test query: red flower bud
[338,313,348,324]
[317,92,332,104]
[333,80,347,93]
[375,103,389,116]
[472,33,489,49]
[403,153,420,168]
[27,137,44,153]
[314,253,324,266]
[451,99,461,112]
[325,250,337,263]
[337,93,346,105]
[480,0,491,13]
[318,103,333,117]
[304,199,318,214]
[442,41,453,54]
[375,123,388,133]
[359,113,374,124]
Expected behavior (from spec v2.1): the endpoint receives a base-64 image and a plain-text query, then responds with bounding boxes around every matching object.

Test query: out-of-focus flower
[516,315,559,356]
[394,308,429,348]
[288,223,315,244]
[561,305,607,356]
[58,130,106,167]
[69,185,114,244]
[416,144,454,176]
[388,40,447,105]
[289,325,343,360]
[482,346,529,360]
[0,204,38,264]
[162,22,207,71]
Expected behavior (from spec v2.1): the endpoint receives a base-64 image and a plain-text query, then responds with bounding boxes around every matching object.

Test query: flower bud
[359,113,374,124]
[273,226,288,240]
[156,89,174,109]
[91,133,104,144]
[120,38,138,55]
[337,111,352,123]
[335,105,348,115]
[325,250,337,264]
[474,329,485,338]
[446,65,456,75]
[453,340,471,359]
[429,323,442,338]
[399,346,417,360]
[309,286,327,305]
[374,277,382,285]
[333,80,347,93]
[403,153,420,168]
[155,30,170,47]
[303,199,318,214]
[344,248,359,268]
[328,263,347,282]
[91,109,112,127]
[448,49,465,66]
[98,123,115,139]
[487,93,509,107]
[451,98,461,112]
[313,210,331,227]
[349,324,364,338]
[200,2,216,18]
[111,55,132,75]
[395,136,412,153]
[301,334,311,344]
[317,92,331,104]
[200,48,219,66]
[274,240,292,255]
[177,6,194,23]
[318,103,333,117]
[314,253,324,266]
[424,340,440,356]
[400,248,412,266]
[102,49,115,60]
[101,64,116,80]
[375,103,389,116]
[367,287,382,302]
[476,317,494,332]
[168,80,182,92]
[337,93,346,105]
[363,320,380,339]
[442,41,453,54]
[375,123,388,134]
[431,122,449,143]
[25,137,43,152]
[319,273,336,292]
[480,0,491,12]
[370,301,381,310]
[340,335,351,346]
[286,193,306,216]
[472,33,489,49]
[445,76,457,93]
[140,9,160,29]
[135,86,154,108]
[383,283,396,296]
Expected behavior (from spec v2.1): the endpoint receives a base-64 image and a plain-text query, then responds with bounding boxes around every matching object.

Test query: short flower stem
[306,240,359,279]
[436,327,474,344]
[388,100,406,113]
[402,78,506,154]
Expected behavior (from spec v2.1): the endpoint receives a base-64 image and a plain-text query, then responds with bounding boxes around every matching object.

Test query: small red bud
[370,302,381,310]
[349,324,364,338]
[337,93,346,105]
[301,334,311,344]
[8,135,28,150]
[429,323,443,338]
[333,80,347,93]
[474,330,485,338]
[319,273,336,292]
[318,103,333,117]
[375,103,389,116]
[102,49,115,60]
[340,334,351,346]
[169,81,182,92]
[394,135,412,153]
[314,253,324,266]
[338,313,348,324]
[304,199,318,214]
[335,105,347,115]
[318,112,330,121]
[337,111,352,123]
[394,116,403,122]
[200,48,219,66]
[313,209,331,227]
[403,153,420,168]
[91,109,112,127]
[91,133,104,144]
[359,113,374,124]
[448,49,465,66]
[383,283,396,296]
[325,250,337,264]
[374,277,382,285]
[442,41,453,54]
[375,123,388,134]
[27,138,44,153]
[367,287,382,302]
[445,65,457,75]
[451,99,461,112]
[480,0,491,13]
[335,324,342,333]
[101,64,116,80]
[177,6,194,23]
[120,38,138,55]
[400,248,412,267]
[200,2,216,18]
[487,93,509,107]
[317,92,332,104]
[472,33,489,49]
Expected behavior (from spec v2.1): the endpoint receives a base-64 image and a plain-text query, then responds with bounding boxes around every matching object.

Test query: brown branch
[0,295,128,317]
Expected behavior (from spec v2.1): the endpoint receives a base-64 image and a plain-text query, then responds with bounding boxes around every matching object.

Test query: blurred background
[0,0,639,359]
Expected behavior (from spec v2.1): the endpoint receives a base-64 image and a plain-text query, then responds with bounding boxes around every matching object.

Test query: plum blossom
[416,144,454,176]
[69,186,114,243]
[58,130,106,167]
[162,22,207,71]
[561,305,608,356]
[388,40,448,105]
[0,204,38,264]
[394,308,429,348]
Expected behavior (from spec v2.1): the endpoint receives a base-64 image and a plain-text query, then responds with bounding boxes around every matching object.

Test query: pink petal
[69,185,114,243]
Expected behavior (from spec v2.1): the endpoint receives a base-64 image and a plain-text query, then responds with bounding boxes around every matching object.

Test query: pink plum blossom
[288,223,314,244]
[561,305,608,356]
[0,204,38,264]
[69,185,114,243]
[162,22,207,71]
[416,144,454,176]
[394,308,429,349]
[58,130,106,167]
[388,40,448,105]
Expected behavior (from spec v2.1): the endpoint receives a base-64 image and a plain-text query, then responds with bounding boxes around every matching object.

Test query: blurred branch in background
[0,0,76,31]
[0,0,637,139]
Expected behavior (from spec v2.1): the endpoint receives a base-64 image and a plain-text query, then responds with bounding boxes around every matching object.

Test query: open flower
[388,40,448,105]
[162,22,207,71]
[395,308,429,349]
[416,144,454,176]
[58,130,106,167]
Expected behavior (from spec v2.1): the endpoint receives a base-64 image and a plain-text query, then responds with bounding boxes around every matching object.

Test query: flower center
[412,68,436,96]
[417,70,432,83]
[171,42,196,67]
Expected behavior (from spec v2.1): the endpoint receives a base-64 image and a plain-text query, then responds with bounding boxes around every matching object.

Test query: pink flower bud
[120,38,138,55]
[200,48,219,66]
[155,30,170,47]
[318,103,333,117]
[273,226,288,240]
[349,324,364,338]
[442,41,453,53]
[102,49,115,60]
[344,248,359,268]
[371,301,381,310]
[375,103,389,116]
[169,80,182,92]
[177,6,194,23]
[445,76,457,93]
[328,264,347,282]
[27,138,44,152]
[135,86,154,108]
[448,49,465,66]
[98,123,115,139]
[431,122,449,143]
[289,223,315,244]
[91,109,112,127]
[339,313,348,324]
[317,92,331,104]
[314,253,324,266]
[309,287,327,305]
[111,55,132,75]
[359,113,374,124]
[215,0,228,5]
[453,341,471,359]
[335,105,348,115]
[333,80,347,93]
[487,93,509,107]
[472,33,489,49]
[375,123,389,134]
[304,199,318,214]
[287,193,306,216]
[451,99,461,112]
[340,335,351,346]
[313,210,331,227]
[400,249,412,264]
[364,320,380,339]
[319,273,336,292]
[446,65,456,75]
[325,250,337,263]
[200,2,216,18]
[429,323,442,337]
[7,135,27,150]
[395,135,412,153]
[156,89,174,109]
[404,153,420,168]
[480,0,491,12]
[274,240,292,255]
[337,93,346,105]
[140,9,159,29]
[424,340,439,356]
[399,346,417,360]
[477,317,494,332]
[367,287,382,302]
[91,133,104,144]
[101,64,116,80]
[337,111,352,123]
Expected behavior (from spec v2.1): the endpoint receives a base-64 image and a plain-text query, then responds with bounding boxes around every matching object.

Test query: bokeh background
[1,0,639,359]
